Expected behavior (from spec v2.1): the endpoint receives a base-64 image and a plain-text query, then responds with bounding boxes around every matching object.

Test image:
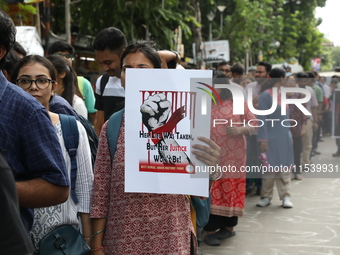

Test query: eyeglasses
[16,78,55,90]
[54,53,73,59]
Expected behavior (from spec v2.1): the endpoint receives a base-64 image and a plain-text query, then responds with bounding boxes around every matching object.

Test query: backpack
[77,114,98,171]
[106,108,125,161]
[59,114,80,204]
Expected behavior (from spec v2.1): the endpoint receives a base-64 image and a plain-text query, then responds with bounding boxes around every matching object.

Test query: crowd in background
[1,8,339,255]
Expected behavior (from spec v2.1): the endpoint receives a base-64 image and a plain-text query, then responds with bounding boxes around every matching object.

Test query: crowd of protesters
[1,8,339,255]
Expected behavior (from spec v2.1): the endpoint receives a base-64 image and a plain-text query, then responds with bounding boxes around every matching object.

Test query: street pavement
[200,136,340,255]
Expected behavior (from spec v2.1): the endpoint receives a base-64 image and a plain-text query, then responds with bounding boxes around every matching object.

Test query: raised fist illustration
[140,93,171,131]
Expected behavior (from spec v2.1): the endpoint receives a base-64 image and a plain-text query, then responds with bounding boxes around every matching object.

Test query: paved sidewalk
[201,136,340,255]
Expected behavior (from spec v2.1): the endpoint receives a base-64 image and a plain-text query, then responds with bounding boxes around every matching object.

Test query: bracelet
[90,230,105,240]
[91,246,104,252]
[209,171,222,181]
[84,237,91,242]
[171,50,180,63]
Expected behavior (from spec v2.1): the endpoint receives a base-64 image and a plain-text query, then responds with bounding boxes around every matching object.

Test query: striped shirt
[31,120,93,245]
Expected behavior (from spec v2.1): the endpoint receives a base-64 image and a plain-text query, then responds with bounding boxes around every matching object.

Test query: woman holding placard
[90,41,221,255]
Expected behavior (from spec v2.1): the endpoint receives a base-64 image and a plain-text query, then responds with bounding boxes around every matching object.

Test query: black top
[0,151,34,255]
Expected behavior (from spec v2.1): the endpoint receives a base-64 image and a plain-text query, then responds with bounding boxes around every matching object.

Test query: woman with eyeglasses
[46,55,88,118]
[11,55,93,247]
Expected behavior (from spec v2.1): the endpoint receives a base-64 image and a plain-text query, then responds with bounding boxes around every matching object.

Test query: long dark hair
[260,67,285,92]
[46,55,81,106]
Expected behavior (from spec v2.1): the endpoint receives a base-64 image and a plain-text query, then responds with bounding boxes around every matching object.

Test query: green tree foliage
[319,38,333,71]
[0,0,9,11]
[199,0,284,65]
[16,3,37,25]
[331,46,340,69]
[51,0,198,50]
[279,0,326,69]
[49,0,327,69]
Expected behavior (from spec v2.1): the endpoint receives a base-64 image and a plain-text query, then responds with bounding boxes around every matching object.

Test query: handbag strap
[54,231,76,255]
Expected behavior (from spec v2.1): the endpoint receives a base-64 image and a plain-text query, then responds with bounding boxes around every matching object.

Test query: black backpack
[77,114,98,171]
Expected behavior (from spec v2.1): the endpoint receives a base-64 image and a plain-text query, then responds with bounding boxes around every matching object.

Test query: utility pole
[34,3,41,39]
[193,1,204,69]
[65,0,71,44]
[44,0,51,51]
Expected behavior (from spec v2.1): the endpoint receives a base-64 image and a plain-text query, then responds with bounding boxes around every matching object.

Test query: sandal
[204,233,221,246]
[216,228,236,239]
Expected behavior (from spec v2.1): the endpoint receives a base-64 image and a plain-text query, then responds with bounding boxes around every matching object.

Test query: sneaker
[256,197,271,207]
[204,233,220,246]
[282,197,293,208]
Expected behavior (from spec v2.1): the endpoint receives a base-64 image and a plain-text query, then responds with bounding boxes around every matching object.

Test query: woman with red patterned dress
[203,71,256,246]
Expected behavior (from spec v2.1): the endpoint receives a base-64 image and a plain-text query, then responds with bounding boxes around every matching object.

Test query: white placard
[15,26,44,56]
[125,69,212,197]
[204,40,230,63]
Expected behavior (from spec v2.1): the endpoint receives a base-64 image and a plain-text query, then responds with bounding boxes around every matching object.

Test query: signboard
[204,40,230,63]
[125,69,212,197]
[15,26,44,56]
[311,58,321,71]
